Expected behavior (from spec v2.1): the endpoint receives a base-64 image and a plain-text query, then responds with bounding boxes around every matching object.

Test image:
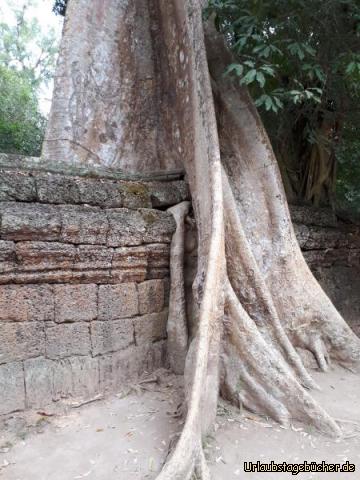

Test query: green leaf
[240,69,257,85]
[256,71,266,88]
[224,63,244,77]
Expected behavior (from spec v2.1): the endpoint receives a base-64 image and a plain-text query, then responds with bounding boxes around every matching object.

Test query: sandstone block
[134,311,168,345]
[24,357,53,408]
[0,203,61,241]
[91,319,134,356]
[0,240,16,273]
[54,284,97,322]
[36,173,80,204]
[0,284,54,321]
[46,323,91,359]
[16,241,76,271]
[98,347,141,392]
[52,359,73,400]
[99,341,166,393]
[98,283,138,320]
[60,206,109,245]
[69,356,99,399]
[107,209,145,246]
[0,362,25,415]
[118,182,152,208]
[138,279,165,314]
[77,178,123,208]
[75,245,113,271]
[52,356,100,400]
[0,171,36,202]
[139,209,176,244]
[0,322,45,364]
[112,246,148,270]
[148,180,189,208]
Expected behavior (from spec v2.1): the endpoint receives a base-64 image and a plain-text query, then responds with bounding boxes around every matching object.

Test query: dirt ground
[1,366,359,480]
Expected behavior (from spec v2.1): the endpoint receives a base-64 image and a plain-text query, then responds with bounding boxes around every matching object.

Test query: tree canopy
[0,0,60,156]
[0,65,45,155]
[206,0,360,212]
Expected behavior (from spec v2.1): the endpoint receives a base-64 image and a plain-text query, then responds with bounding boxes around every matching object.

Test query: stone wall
[0,155,359,416]
[292,205,360,337]
[0,156,188,416]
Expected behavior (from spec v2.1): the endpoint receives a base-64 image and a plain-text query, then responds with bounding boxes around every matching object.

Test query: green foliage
[336,121,360,215]
[0,66,46,156]
[205,0,360,210]
[0,1,60,156]
[205,0,360,115]
[0,1,59,89]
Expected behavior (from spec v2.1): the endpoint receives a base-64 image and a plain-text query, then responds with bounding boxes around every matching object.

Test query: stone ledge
[0,154,189,209]
[0,202,176,246]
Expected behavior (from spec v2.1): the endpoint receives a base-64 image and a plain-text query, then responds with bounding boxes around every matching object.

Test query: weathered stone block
[0,284,54,321]
[91,319,134,356]
[46,323,91,359]
[0,171,36,202]
[0,240,16,273]
[61,206,109,245]
[112,246,148,269]
[148,180,189,208]
[77,178,123,208]
[36,173,80,204]
[16,241,76,271]
[110,268,147,283]
[98,283,138,320]
[24,357,53,408]
[107,209,145,246]
[60,206,109,245]
[118,182,152,209]
[98,347,140,392]
[0,322,45,364]
[140,209,176,244]
[138,279,165,314]
[75,245,113,271]
[0,203,61,241]
[0,362,25,415]
[69,356,99,399]
[54,284,97,322]
[52,356,100,400]
[52,359,73,400]
[99,341,166,393]
[145,243,171,268]
[134,311,168,345]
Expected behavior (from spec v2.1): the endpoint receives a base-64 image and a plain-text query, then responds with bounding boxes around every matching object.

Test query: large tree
[43,0,360,478]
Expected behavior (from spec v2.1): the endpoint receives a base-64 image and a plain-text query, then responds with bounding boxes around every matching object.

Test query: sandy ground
[1,366,359,480]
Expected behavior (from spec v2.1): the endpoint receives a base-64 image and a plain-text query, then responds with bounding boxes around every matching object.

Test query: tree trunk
[44,1,360,478]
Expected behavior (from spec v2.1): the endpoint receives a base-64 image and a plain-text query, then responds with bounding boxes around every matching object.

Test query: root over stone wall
[0,155,359,416]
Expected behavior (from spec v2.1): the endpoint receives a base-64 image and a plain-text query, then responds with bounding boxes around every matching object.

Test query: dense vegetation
[0,1,59,156]
[205,0,360,213]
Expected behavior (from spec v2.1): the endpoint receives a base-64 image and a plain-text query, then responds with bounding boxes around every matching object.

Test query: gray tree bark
[44,1,360,478]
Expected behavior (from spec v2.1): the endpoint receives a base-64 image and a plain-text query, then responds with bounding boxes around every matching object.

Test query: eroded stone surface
[98,283,139,320]
[45,323,91,359]
[0,284,54,322]
[0,322,45,364]
[0,362,25,415]
[54,284,97,323]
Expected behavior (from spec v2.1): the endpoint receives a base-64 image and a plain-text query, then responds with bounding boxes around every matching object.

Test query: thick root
[222,280,341,437]
[167,201,191,374]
